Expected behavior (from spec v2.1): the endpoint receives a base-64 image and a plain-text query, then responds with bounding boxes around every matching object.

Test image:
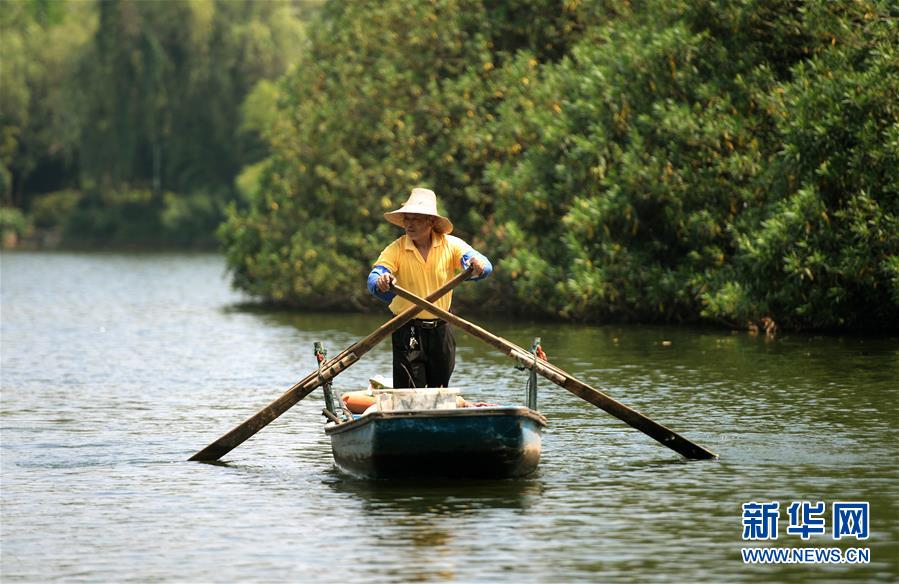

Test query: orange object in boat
[342,390,376,414]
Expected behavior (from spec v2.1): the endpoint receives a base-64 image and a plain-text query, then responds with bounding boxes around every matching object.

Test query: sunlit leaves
[221,0,898,329]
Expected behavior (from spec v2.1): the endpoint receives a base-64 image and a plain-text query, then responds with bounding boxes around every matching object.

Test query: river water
[1,251,896,582]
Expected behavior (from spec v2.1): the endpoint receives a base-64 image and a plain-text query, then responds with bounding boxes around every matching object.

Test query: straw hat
[384,188,453,234]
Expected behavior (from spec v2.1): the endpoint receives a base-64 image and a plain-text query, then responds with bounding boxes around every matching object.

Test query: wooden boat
[189,269,716,464]
[324,389,546,479]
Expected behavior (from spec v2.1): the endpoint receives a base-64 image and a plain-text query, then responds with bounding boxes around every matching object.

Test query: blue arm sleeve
[460,249,493,281]
[367,265,396,302]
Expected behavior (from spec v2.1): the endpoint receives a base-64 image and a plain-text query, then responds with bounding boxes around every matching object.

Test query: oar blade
[189,393,304,461]
[557,375,718,460]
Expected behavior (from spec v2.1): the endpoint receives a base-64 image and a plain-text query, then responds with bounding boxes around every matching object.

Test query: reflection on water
[326,476,545,515]
[1,251,897,582]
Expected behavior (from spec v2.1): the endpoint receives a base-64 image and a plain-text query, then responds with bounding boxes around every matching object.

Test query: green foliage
[63,188,162,246]
[1,0,316,247]
[29,190,82,228]
[160,191,224,247]
[78,0,308,196]
[0,207,31,238]
[240,80,282,141]
[54,186,229,247]
[220,0,600,309]
[213,0,897,330]
[0,0,94,206]
[234,160,270,204]
[731,3,899,329]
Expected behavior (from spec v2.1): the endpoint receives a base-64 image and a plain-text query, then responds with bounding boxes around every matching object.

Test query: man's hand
[467,256,485,277]
[376,272,396,293]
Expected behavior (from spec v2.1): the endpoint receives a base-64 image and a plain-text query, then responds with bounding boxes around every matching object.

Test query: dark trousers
[391,320,456,388]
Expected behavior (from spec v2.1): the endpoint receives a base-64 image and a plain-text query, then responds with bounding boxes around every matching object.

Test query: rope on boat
[515,338,548,370]
[513,337,546,410]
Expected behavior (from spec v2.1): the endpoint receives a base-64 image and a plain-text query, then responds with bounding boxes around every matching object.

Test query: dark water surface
[1,251,897,582]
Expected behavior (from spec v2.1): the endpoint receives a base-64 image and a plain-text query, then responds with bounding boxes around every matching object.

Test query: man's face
[402,213,434,241]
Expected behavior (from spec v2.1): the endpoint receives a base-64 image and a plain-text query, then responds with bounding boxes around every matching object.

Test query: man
[368,187,492,388]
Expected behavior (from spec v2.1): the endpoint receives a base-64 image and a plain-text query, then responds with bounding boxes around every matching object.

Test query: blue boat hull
[325,407,546,479]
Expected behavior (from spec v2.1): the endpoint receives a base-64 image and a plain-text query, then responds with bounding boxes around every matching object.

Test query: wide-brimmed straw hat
[384,188,453,234]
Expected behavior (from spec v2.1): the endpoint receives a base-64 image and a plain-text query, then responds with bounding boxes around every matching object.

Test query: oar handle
[188,267,473,462]
[390,283,718,461]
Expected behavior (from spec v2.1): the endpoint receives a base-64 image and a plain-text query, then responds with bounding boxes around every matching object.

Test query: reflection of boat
[324,391,546,479]
[325,474,545,514]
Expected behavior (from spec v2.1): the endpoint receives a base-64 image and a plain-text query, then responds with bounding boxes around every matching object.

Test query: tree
[220,0,898,330]
[0,0,92,207]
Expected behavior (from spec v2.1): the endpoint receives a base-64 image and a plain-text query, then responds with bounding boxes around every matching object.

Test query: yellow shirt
[374,233,469,318]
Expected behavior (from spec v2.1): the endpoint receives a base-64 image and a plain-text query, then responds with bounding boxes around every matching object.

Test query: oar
[189,267,473,462]
[390,284,718,460]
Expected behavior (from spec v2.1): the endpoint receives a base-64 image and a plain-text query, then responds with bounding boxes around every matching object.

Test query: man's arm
[367,265,396,302]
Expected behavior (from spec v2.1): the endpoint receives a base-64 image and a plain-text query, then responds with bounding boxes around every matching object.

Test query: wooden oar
[390,284,718,460]
[189,267,473,462]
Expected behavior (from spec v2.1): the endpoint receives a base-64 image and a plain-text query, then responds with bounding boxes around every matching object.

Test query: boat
[323,388,547,479]
[189,274,716,464]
